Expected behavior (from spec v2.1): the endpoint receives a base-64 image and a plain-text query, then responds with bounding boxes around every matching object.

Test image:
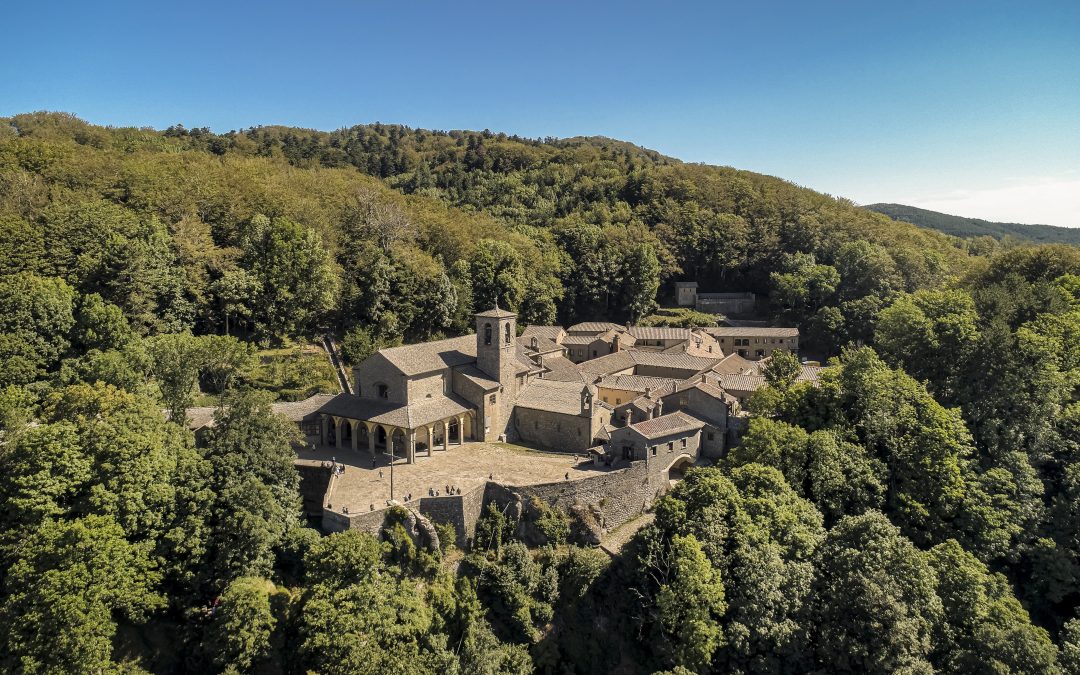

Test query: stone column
[442,420,450,451]
[366,423,376,455]
[426,425,434,457]
[406,430,416,464]
[334,417,344,450]
[351,420,359,451]
[320,415,328,446]
[457,415,466,445]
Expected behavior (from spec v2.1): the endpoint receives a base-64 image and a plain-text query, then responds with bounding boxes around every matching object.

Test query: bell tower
[475,304,517,383]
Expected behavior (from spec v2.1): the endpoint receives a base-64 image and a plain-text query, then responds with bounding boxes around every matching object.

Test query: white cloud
[905,176,1080,228]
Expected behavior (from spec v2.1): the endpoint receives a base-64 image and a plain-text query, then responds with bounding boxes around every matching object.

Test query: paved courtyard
[297,441,616,513]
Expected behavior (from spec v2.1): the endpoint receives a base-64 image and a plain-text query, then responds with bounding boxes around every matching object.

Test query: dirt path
[600,513,655,556]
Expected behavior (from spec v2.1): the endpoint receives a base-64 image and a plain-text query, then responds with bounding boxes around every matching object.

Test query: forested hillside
[4,112,1080,674]
[866,202,1080,245]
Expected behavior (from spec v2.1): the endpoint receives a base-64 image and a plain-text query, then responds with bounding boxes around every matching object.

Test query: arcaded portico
[315,406,477,462]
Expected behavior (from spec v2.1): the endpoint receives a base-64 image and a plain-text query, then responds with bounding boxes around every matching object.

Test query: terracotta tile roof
[629,411,705,439]
[702,327,799,338]
[515,379,591,416]
[377,335,476,376]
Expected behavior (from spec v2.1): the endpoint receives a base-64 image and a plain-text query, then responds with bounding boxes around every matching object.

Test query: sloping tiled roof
[629,350,723,372]
[562,334,596,346]
[630,411,705,439]
[317,392,472,429]
[518,335,563,354]
[539,356,587,383]
[702,327,799,338]
[521,325,566,341]
[579,351,637,376]
[455,364,500,390]
[629,326,691,341]
[707,353,757,376]
[566,321,624,334]
[598,374,679,393]
[715,374,767,393]
[376,335,476,376]
[515,379,590,416]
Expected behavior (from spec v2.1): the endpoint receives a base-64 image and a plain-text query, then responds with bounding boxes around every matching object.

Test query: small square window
[489,394,497,404]
[707,432,715,441]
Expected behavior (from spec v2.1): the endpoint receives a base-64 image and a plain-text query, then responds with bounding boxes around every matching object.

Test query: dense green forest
[4,112,1080,673]
[866,203,1080,245]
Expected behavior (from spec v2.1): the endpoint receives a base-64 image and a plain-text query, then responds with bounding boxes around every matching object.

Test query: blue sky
[3,1,1079,225]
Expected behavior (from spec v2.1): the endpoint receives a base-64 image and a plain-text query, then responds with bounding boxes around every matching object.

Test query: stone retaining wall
[307,455,678,543]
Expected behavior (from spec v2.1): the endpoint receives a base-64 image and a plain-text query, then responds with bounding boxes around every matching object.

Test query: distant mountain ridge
[864,203,1080,245]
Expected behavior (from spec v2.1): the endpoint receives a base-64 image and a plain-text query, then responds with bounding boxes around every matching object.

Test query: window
[615,398,621,404]
[504,323,511,345]
[707,432,715,441]
[592,350,598,358]
[376,383,389,399]
[484,323,492,345]
[489,394,497,404]
[651,446,657,456]
[681,438,687,448]
[667,442,674,452]
[602,396,609,403]
[534,420,539,429]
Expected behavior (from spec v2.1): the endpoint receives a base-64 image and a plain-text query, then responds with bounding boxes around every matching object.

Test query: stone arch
[666,454,694,483]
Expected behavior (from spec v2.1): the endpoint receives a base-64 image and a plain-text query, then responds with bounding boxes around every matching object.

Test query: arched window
[376,383,389,399]
[484,323,492,345]
[504,323,511,345]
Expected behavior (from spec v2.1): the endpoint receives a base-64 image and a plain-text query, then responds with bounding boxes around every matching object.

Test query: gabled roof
[628,411,705,439]
[706,353,757,376]
[518,335,563,355]
[375,335,476,376]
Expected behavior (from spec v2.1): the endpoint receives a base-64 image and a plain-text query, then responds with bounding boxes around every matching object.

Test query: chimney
[531,336,539,350]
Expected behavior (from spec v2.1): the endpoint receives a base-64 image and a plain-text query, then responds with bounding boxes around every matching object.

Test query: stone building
[674,282,757,316]
[701,326,800,360]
